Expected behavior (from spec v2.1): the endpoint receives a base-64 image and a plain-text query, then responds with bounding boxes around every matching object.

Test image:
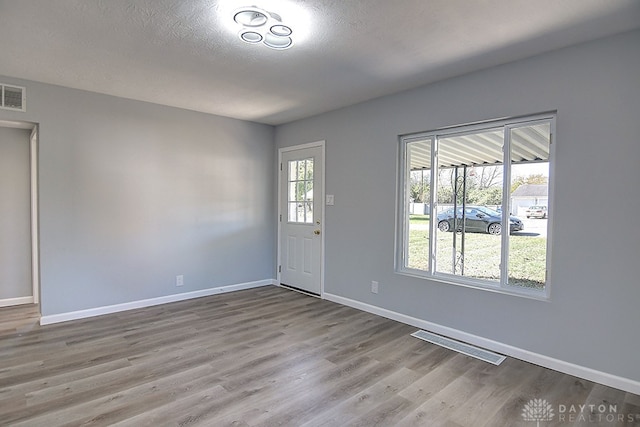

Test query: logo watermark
[522,398,640,425]
[522,399,554,427]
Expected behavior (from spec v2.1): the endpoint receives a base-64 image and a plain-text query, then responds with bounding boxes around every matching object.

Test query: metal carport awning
[408,122,550,170]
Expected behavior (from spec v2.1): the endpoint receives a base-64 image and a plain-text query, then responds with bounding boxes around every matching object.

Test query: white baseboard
[324,292,640,395]
[40,279,275,326]
[0,296,34,307]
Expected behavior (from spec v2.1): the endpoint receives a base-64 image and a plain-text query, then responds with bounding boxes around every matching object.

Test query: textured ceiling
[1,0,639,125]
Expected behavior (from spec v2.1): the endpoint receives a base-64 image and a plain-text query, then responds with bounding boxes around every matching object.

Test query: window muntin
[398,114,554,296]
[287,158,314,224]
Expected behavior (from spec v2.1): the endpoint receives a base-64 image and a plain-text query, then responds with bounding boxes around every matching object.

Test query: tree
[468,186,503,205]
[435,166,504,205]
[436,168,456,204]
[409,170,430,202]
[474,165,502,189]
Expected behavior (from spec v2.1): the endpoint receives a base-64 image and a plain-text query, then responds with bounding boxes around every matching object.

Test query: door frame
[30,125,40,304]
[277,140,325,297]
[0,120,39,307]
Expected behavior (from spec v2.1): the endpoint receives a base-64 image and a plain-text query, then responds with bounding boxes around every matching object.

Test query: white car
[525,205,548,219]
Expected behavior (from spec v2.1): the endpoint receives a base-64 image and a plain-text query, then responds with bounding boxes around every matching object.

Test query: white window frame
[396,112,556,300]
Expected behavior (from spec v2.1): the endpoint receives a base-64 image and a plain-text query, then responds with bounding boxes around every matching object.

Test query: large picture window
[397,113,555,297]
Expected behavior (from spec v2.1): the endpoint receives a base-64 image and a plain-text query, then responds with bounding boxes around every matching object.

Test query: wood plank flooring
[1,286,638,426]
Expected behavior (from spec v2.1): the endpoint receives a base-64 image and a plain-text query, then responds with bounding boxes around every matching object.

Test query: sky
[512,161,549,178]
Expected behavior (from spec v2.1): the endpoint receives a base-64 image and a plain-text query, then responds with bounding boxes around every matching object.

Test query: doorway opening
[0,120,39,312]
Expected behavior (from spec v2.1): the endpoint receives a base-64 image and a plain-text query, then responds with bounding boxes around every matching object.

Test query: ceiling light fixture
[233,8,268,27]
[233,6,293,50]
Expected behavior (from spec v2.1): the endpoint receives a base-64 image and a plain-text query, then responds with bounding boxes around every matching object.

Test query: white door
[279,144,323,295]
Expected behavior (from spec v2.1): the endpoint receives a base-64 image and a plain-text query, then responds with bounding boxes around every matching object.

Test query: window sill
[396,268,551,301]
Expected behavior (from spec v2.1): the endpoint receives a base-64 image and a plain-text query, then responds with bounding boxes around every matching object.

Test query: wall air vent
[0,84,26,112]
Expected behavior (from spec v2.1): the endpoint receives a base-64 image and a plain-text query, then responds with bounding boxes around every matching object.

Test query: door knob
[314,230,321,235]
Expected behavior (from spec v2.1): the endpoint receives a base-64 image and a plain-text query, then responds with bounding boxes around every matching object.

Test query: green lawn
[407,215,546,289]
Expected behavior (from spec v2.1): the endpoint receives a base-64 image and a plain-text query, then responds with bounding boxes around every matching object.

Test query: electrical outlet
[371,281,379,294]
[176,275,184,287]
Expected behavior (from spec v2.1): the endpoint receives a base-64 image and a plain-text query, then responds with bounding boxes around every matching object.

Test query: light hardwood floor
[1,286,638,426]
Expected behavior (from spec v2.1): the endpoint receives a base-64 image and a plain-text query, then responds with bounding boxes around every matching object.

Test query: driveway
[516,217,548,238]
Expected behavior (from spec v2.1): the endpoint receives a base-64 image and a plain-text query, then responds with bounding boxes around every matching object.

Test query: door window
[287,158,314,224]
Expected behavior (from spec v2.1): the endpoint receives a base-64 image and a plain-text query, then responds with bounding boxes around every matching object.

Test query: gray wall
[275,30,640,382]
[0,77,275,316]
[0,127,32,300]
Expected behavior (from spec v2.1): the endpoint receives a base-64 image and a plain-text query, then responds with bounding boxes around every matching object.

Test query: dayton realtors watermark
[522,398,640,425]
